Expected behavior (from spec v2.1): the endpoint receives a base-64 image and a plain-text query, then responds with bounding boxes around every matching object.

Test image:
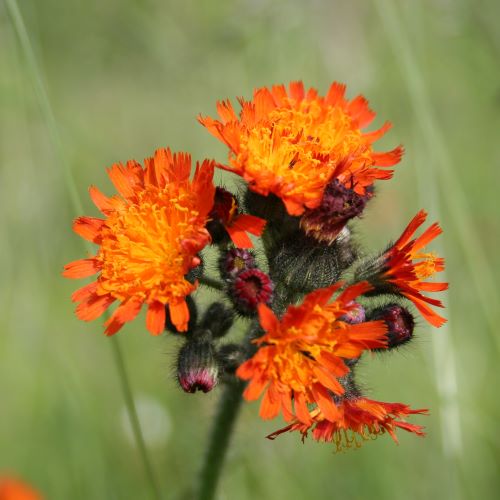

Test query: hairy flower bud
[270,227,357,293]
[300,180,371,244]
[199,302,235,338]
[370,304,415,349]
[230,268,274,315]
[220,248,256,280]
[177,338,219,393]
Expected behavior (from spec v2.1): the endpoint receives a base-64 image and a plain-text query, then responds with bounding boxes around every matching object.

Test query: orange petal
[63,258,100,279]
[216,99,238,124]
[226,224,253,248]
[372,146,404,166]
[282,197,305,216]
[104,298,143,336]
[259,383,281,420]
[313,366,344,395]
[413,222,442,252]
[294,391,312,426]
[347,95,375,128]
[325,82,347,106]
[405,293,447,328]
[89,186,124,214]
[168,300,189,333]
[75,293,115,321]
[146,301,166,335]
[317,351,349,377]
[257,303,280,333]
[233,214,266,236]
[242,373,268,401]
[312,383,341,421]
[72,216,104,243]
[394,210,427,249]
[71,281,98,302]
[289,81,305,102]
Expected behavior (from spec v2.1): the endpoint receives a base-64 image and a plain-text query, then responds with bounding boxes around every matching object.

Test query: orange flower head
[236,282,387,426]
[268,397,428,452]
[199,81,403,216]
[384,210,448,327]
[63,149,215,335]
[0,477,42,500]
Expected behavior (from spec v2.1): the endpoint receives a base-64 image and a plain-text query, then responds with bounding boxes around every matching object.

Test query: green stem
[110,338,162,500]
[5,1,161,496]
[197,380,245,500]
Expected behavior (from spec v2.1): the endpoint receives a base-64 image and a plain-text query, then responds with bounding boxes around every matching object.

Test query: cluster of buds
[65,80,447,451]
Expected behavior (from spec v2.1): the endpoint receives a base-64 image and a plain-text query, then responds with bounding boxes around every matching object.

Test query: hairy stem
[196,380,245,500]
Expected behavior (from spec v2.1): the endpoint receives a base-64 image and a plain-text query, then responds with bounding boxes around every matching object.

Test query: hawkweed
[0,476,42,500]
[64,81,447,499]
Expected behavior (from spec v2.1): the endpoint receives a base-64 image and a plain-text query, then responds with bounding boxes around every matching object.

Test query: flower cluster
[64,81,447,450]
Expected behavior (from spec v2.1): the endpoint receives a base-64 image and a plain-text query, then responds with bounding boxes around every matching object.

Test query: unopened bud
[177,339,219,393]
[300,180,371,244]
[340,302,366,324]
[270,228,357,293]
[370,304,415,349]
[230,268,274,316]
[199,302,235,338]
[220,248,256,280]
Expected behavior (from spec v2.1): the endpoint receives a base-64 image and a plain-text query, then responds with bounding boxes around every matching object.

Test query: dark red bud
[230,268,274,315]
[220,248,256,279]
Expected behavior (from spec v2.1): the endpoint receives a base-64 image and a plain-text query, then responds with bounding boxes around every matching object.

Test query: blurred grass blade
[373,0,465,492]
[5,1,162,498]
[374,0,499,354]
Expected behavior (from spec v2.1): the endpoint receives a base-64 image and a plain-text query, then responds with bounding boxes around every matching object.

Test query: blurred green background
[1,0,499,498]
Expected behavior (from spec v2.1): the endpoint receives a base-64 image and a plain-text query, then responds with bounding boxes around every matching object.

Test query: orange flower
[199,81,402,216]
[63,149,215,334]
[384,210,448,327]
[268,398,428,452]
[0,477,42,500]
[236,282,387,425]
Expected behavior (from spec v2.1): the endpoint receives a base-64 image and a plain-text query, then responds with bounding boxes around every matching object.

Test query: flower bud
[220,248,256,280]
[340,302,366,324]
[370,304,415,349]
[300,180,371,244]
[230,268,274,316]
[270,227,357,293]
[177,339,219,393]
[199,302,235,338]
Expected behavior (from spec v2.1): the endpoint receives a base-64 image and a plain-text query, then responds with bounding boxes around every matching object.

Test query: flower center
[236,100,373,204]
[97,185,202,303]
